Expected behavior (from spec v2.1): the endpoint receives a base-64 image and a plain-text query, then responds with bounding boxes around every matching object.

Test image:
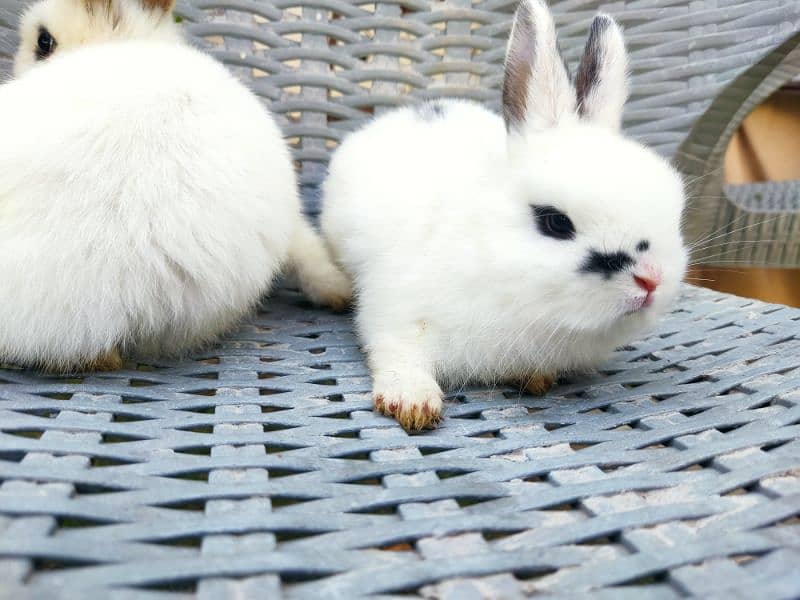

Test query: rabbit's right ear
[502,0,576,134]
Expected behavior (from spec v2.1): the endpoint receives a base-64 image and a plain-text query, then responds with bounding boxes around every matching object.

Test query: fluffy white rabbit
[1,0,350,371]
[321,0,688,430]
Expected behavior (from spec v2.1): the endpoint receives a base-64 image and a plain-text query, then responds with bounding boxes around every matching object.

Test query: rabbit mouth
[624,292,654,315]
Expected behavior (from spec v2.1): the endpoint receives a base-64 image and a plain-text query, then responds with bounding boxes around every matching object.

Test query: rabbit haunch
[321,0,687,431]
[0,0,350,371]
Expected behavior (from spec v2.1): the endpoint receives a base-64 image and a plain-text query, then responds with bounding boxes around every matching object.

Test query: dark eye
[35,27,56,61]
[532,205,575,240]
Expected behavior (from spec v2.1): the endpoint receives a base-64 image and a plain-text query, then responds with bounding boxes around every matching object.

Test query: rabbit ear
[502,0,576,134]
[83,0,114,14]
[575,15,629,130]
[140,0,176,13]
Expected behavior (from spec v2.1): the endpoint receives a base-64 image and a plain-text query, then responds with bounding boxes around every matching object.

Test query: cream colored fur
[2,0,350,370]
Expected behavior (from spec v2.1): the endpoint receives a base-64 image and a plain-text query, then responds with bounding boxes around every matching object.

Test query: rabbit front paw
[373,370,443,431]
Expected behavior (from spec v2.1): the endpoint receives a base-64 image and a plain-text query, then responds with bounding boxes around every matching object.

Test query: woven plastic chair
[1,1,800,598]
[6,0,796,262]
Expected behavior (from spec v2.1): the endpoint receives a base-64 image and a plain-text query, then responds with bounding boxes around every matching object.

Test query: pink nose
[634,274,659,293]
[633,262,662,293]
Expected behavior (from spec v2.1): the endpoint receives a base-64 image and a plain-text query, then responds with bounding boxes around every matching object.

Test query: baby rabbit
[1,0,350,371]
[321,0,687,430]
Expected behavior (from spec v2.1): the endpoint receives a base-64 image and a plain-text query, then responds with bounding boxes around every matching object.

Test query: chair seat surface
[0,283,798,598]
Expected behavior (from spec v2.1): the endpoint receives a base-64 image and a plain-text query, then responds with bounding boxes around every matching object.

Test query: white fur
[511,0,576,132]
[1,0,350,370]
[579,14,629,131]
[321,4,687,429]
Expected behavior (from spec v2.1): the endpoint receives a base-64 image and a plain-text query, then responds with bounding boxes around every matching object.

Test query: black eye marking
[35,27,56,61]
[532,205,576,240]
[636,240,650,252]
[580,250,634,279]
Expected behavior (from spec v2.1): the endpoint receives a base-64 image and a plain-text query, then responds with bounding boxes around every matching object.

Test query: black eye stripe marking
[532,205,575,241]
[35,26,56,61]
[580,250,634,279]
[636,240,650,252]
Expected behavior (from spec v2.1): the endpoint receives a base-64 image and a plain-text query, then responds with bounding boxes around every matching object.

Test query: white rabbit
[1,0,351,371]
[321,0,688,430]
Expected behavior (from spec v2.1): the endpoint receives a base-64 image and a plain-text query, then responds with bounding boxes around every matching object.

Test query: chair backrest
[2,0,798,188]
[0,0,800,265]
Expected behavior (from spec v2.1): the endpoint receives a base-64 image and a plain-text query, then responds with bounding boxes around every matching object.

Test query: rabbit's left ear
[575,15,629,131]
[141,0,176,13]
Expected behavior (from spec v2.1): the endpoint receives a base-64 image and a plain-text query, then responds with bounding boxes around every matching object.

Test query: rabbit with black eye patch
[321,0,688,431]
[0,0,351,371]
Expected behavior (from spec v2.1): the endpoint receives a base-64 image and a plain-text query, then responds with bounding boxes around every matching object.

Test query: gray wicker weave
[1,1,800,598]
[0,285,799,598]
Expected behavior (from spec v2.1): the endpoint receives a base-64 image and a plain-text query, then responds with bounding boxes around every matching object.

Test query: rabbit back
[0,41,298,369]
